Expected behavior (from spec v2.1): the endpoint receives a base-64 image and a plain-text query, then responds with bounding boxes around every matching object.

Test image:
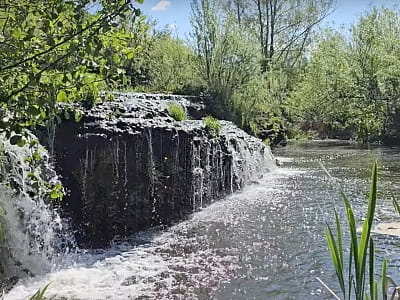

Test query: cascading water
[188,120,276,212]
[222,122,276,187]
[191,138,204,211]
[0,134,68,285]
[3,93,278,299]
[146,127,161,226]
[8,140,400,300]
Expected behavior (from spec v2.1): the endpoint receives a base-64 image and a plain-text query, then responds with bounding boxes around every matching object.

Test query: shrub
[131,32,203,94]
[232,75,283,130]
[203,116,221,137]
[167,103,187,121]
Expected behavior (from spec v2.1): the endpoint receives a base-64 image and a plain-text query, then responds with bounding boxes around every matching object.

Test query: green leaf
[33,151,41,161]
[391,192,400,215]
[29,283,51,300]
[50,190,59,199]
[382,259,387,300]
[334,210,343,269]
[325,225,346,297]
[127,51,135,60]
[74,110,83,122]
[17,138,26,147]
[113,54,121,64]
[29,140,38,148]
[27,105,40,116]
[57,90,68,102]
[369,238,375,300]
[11,29,23,39]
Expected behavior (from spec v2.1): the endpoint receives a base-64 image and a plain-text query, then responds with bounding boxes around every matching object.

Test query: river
[5,140,400,299]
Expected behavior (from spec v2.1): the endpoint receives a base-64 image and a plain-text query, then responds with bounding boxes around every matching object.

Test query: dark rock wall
[53,93,274,248]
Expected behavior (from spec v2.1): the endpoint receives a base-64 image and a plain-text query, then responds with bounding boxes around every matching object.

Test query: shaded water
[6,140,400,299]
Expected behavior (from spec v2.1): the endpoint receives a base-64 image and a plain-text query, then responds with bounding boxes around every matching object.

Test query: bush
[228,75,287,145]
[203,116,221,137]
[133,32,203,94]
[167,103,187,121]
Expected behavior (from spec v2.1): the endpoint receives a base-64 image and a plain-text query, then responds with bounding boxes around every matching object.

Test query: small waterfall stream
[5,140,400,299]
[1,123,276,299]
[0,135,69,283]
[0,94,278,299]
[2,93,400,299]
[7,137,400,300]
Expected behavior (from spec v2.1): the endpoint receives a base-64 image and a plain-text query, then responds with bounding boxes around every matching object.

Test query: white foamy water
[4,170,292,300]
[0,135,65,279]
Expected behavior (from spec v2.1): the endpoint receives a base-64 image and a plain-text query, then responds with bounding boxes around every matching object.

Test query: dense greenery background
[2,0,400,146]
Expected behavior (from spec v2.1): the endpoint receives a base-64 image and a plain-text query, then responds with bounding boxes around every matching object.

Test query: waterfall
[146,128,160,226]
[0,134,68,282]
[223,122,276,188]
[191,139,203,211]
[189,121,276,212]
[2,93,280,299]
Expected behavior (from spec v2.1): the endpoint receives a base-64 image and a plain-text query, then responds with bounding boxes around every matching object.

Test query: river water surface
[6,140,400,299]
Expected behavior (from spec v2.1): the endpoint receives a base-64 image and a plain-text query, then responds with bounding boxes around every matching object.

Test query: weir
[0,93,276,294]
[52,93,276,248]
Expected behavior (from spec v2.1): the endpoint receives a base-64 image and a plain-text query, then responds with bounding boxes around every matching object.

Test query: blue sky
[136,0,400,38]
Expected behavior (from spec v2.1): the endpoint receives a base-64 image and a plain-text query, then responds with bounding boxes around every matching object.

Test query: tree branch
[0,3,128,73]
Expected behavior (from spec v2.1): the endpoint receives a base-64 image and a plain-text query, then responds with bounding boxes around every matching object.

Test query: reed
[28,284,50,300]
[323,162,388,300]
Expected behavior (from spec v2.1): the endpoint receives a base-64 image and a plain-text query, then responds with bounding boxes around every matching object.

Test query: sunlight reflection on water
[6,140,400,300]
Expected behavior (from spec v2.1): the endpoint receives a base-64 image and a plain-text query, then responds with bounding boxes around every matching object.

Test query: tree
[222,0,335,70]
[190,0,260,119]
[287,7,400,142]
[286,29,355,137]
[349,8,400,140]
[142,31,200,93]
[0,0,145,143]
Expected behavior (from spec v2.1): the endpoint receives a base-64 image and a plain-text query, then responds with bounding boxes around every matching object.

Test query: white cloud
[151,1,171,12]
[166,23,177,32]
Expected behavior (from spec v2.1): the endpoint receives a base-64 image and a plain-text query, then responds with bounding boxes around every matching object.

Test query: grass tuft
[28,283,51,300]
[167,102,187,121]
[203,116,221,137]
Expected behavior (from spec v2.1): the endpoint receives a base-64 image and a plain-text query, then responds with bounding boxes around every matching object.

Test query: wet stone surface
[53,92,274,248]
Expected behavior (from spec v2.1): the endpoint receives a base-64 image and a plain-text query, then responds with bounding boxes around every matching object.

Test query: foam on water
[5,220,242,299]
[4,170,290,300]
[0,134,66,279]
[6,141,400,300]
